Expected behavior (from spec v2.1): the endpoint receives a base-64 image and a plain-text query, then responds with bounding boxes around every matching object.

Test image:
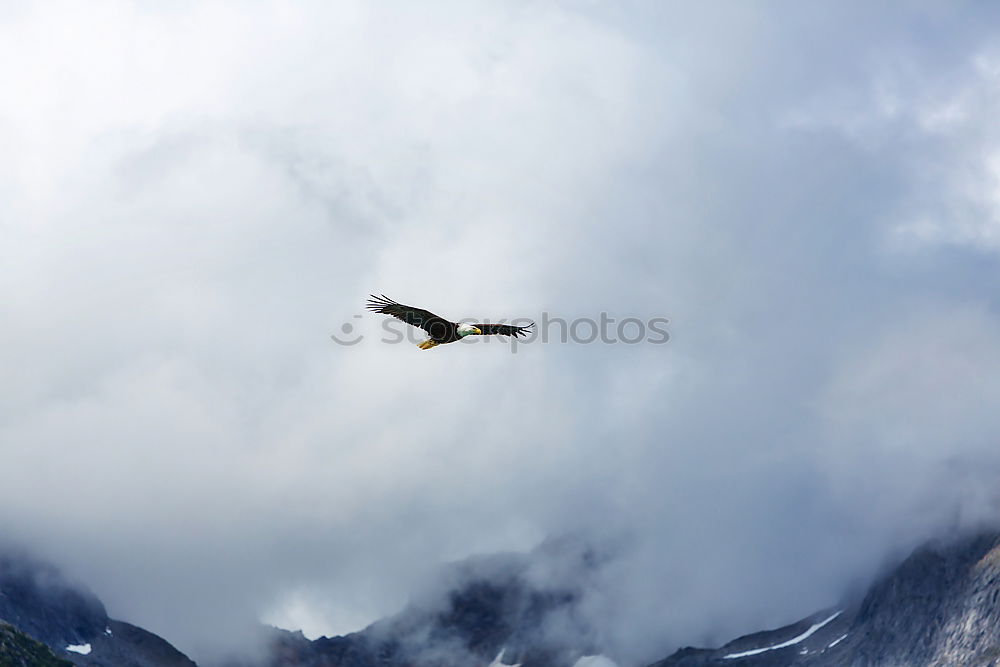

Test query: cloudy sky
[4,1,1000,664]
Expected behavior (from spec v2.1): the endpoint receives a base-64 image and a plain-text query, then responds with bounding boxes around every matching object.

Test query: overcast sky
[4,1,1000,664]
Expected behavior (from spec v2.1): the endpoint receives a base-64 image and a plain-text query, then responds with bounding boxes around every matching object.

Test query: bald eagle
[366,294,534,350]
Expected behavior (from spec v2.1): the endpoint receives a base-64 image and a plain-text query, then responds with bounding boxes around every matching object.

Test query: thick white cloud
[3,1,1000,664]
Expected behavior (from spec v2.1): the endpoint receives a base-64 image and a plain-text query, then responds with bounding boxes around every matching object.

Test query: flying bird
[366,294,534,350]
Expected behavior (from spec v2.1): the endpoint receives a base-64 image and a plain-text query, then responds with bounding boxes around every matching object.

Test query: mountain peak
[0,548,196,667]
[653,530,1000,666]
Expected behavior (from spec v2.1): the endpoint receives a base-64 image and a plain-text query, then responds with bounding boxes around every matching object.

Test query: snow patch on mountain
[722,611,842,659]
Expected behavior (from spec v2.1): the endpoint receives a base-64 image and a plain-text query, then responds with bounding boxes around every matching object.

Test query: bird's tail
[417,339,439,350]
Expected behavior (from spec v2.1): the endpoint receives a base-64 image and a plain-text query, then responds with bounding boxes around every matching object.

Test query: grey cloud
[3,1,1000,665]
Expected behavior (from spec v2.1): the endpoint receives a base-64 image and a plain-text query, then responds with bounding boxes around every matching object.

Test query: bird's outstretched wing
[366,294,448,334]
[471,322,534,338]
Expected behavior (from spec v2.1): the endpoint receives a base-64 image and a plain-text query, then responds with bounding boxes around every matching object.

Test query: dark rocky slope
[0,621,73,667]
[0,550,196,667]
[652,532,1000,667]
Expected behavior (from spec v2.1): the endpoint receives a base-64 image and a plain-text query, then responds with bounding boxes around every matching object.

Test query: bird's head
[456,323,482,337]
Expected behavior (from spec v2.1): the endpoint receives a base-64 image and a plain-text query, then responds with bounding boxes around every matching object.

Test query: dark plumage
[366,294,533,349]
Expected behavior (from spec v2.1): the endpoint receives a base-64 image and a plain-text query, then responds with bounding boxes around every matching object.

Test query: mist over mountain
[9,532,1000,666]
[655,531,1000,667]
[230,535,606,667]
[0,547,195,666]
